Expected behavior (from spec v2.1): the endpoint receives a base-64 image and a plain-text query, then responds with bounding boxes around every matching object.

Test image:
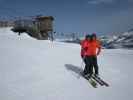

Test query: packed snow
[0,27,133,100]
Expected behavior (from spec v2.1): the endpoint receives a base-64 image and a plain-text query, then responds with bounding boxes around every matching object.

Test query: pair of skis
[91,75,109,87]
[82,74,109,88]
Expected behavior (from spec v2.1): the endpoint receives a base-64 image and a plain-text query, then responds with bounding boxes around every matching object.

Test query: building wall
[0,21,14,27]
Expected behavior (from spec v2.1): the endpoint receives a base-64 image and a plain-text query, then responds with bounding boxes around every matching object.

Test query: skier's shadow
[65,64,83,76]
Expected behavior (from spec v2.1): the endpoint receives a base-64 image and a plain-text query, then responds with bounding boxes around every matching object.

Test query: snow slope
[0,28,133,100]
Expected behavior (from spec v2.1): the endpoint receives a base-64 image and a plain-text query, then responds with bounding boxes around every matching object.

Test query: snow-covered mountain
[100,30,133,49]
[0,27,133,100]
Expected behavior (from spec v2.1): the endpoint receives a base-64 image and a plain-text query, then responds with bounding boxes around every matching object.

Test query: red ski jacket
[80,39,89,58]
[80,39,101,57]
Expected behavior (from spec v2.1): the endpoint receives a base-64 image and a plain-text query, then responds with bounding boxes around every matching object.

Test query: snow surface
[0,28,133,100]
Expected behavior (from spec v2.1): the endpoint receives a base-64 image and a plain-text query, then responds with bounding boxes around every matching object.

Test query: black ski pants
[83,56,99,75]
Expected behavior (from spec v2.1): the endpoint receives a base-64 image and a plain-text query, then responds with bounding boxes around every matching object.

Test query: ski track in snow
[0,27,133,100]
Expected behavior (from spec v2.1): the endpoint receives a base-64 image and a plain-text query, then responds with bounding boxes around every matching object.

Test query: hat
[92,33,97,38]
[85,34,91,39]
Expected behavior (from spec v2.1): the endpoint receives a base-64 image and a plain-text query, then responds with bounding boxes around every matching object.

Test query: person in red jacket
[89,33,101,76]
[80,34,91,76]
[80,34,91,58]
[80,33,101,77]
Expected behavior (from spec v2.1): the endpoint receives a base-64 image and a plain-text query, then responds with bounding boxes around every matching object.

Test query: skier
[80,34,92,77]
[80,33,101,77]
[80,34,91,58]
[89,33,101,76]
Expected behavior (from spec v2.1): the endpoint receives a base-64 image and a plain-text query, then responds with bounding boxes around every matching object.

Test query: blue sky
[0,0,133,34]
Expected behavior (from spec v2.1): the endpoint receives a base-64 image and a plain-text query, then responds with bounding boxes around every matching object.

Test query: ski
[92,75,109,87]
[91,75,104,86]
[95,76,109,87]
[86,77,98,88]
[81,73,98,88]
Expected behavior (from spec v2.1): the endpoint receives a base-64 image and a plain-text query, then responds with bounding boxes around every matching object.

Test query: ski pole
[80,58,84,70]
